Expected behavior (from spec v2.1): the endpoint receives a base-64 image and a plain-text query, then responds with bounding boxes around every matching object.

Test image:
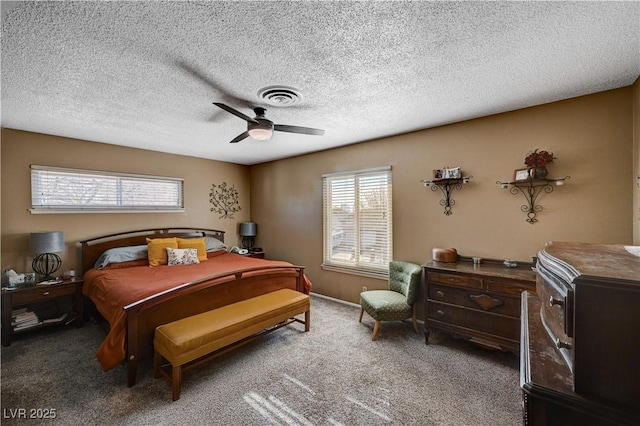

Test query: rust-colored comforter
[83,251,311,371]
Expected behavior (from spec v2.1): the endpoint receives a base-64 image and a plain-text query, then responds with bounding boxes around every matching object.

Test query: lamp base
[241,236,255,250]
[32,253,62,282]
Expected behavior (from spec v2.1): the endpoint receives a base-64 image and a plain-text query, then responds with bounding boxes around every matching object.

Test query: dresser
[422,258,536,352]
[521,241,640,425]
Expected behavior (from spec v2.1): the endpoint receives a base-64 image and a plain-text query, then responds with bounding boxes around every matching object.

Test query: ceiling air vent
[257,86,303,107]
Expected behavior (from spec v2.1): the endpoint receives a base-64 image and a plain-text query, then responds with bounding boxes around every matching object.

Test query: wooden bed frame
[80,227,307,387]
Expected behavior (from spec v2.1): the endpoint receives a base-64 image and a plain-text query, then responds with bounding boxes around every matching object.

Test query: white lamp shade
[240,222,257,237]
[248,128,272,140]
[29,231,65,253]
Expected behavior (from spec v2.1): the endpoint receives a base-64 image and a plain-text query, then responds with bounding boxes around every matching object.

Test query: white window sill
[321,263,388,280]
[29,209,186,214]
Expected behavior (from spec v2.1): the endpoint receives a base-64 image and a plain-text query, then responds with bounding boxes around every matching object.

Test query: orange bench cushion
[154,289,310,366]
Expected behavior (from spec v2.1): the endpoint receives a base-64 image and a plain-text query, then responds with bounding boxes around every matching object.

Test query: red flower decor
[524,149,556,168]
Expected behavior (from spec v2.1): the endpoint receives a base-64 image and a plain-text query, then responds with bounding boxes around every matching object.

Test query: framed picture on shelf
[514,168,532,181]
[433,169,444,180]
[444,167,461,179]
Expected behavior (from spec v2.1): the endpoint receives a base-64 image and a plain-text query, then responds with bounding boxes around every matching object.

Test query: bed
[80,228,310,387]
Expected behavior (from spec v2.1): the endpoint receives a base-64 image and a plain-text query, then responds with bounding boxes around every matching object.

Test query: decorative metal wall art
[497,149,570,224]
[420,167,472,216]
[496,176,570,224]
[209,182,241,219]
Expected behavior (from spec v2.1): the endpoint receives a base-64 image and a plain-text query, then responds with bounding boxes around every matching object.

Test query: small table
[1,279,84,347]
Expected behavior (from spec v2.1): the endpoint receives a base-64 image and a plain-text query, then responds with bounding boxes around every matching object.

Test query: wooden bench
[153,288,310,401]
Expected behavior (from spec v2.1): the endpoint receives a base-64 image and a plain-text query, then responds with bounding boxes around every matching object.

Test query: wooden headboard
[79,228,225,274]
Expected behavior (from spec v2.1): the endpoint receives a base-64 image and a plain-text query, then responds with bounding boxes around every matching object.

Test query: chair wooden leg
[411,303,420,334]
[305,310,310,332]
[358,307,364,323]
[372,320,381,341]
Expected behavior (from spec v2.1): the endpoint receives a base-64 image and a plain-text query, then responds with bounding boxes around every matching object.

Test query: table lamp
[29,231,64,282]
[239,222,257,251]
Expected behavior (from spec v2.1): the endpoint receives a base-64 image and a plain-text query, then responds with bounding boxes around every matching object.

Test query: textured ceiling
[2,1,639,165]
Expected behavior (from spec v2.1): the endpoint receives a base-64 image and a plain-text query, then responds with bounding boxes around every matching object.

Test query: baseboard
[310,292,360,308]
[309,291,425,325]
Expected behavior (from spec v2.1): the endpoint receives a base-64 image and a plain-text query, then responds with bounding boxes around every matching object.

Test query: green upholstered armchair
[358,261,422,341]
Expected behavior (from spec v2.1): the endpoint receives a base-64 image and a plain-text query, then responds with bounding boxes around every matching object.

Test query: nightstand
[246,252,265,259]
[1,279,84,347]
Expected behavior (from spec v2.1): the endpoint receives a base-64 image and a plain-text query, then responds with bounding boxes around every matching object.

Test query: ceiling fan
[213,102,325,143]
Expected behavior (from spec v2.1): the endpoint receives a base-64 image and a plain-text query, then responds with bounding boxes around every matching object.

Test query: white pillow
[166,247,200,266]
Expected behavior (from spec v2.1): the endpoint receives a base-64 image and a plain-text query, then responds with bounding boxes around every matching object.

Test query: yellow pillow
[146,237,178,267]
[177,237,208,262]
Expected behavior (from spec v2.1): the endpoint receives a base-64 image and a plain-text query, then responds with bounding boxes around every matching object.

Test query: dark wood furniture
[80,228,306,387]
[521,241,640,425]
[422,258,536,352]
[245,251,265,259]
[1,278,84,347]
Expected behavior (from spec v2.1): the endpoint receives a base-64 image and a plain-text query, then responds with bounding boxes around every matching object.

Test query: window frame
[29,165,185,214]
[321,166,393,279]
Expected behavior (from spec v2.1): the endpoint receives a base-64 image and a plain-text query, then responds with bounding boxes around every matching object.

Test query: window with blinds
[322,167,392,278]
[30,165,184,213]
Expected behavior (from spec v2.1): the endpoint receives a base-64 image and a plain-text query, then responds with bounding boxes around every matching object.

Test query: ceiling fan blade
[274,124,325,136]
[213,103,258,124]
[230,131,250,144]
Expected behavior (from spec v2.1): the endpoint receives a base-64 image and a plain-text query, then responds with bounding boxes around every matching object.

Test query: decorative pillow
[166,247,200,266]
[94,245,148,269]
[177,237,207,261]
[146,237,178,267]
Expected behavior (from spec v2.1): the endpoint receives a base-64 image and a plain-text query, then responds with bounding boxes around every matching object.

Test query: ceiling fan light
[248,128,272,140]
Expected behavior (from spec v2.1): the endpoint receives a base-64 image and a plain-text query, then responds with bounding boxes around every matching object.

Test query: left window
[30,165,184,214]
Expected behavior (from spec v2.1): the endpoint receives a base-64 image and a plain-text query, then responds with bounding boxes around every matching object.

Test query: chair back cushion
[388,261,422,304]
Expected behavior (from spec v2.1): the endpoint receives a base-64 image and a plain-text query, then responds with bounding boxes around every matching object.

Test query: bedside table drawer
[11,285,76,305]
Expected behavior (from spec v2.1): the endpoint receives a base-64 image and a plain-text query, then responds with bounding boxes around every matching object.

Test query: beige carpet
[1,294,521,425]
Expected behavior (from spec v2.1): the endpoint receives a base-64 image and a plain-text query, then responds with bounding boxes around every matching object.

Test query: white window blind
[322,167,392,278]
[30,165,184,213]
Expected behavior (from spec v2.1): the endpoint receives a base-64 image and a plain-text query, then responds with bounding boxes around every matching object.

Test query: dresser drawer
[11,285,76,305]
[428,272,483,290]
[428,301,520,341]
[486,278,535,296]
[429,284,522,317]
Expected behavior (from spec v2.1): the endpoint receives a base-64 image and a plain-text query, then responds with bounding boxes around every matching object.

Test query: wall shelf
[496,176,570,224]
[420,176,472,216]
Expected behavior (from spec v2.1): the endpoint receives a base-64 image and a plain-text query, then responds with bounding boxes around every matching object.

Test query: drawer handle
[436,290,445,298]
[436,310,445,316]
[554,337,572,350]
[43,291,50,296]
[549,296,564,307]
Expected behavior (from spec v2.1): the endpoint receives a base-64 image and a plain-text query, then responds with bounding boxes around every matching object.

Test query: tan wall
[250,88,635,306]
[1,129,250,274]
[633,77,640,245]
